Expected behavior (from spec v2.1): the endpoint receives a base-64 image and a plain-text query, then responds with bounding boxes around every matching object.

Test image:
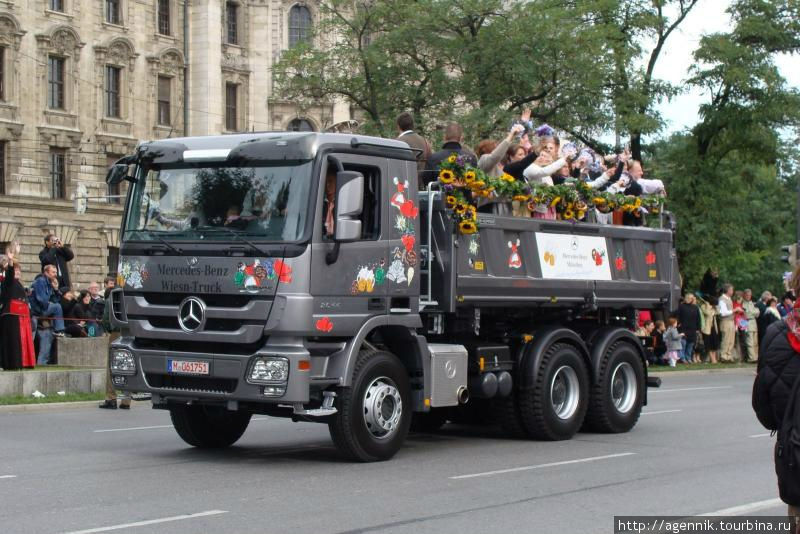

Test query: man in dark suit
[422,122,477,187]
[396,112,432,190]
[39,234,74,292]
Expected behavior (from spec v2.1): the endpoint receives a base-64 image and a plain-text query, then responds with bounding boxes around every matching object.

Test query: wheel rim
[362,376,403,440]
[610,361,637,414]
[550,365,580,420]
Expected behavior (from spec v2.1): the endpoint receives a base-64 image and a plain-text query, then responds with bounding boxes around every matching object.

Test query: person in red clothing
[0,244,35,370]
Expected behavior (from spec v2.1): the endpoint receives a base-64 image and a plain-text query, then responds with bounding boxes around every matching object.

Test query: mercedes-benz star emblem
[187,257,199,267]
[178,297,206,333]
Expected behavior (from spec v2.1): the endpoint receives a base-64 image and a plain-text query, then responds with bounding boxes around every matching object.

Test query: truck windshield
[123,161,313,242]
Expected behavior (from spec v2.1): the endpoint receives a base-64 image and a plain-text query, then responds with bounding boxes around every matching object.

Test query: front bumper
[109,337,312,403]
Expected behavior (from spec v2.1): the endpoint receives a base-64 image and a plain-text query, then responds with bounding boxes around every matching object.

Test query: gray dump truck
[106,132,679,461]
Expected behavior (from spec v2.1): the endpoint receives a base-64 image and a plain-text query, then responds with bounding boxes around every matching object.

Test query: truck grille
[145,316,248,332]
[138,292,254,308]
[145,373,237,394]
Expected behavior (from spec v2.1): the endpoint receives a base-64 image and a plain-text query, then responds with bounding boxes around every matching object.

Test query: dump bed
[421,197,679,314]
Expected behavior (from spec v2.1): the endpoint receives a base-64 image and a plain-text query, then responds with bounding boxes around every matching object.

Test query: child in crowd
[663,317,684,367]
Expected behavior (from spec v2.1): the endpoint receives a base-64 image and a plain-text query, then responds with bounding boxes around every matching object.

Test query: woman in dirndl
[0,245,35,370]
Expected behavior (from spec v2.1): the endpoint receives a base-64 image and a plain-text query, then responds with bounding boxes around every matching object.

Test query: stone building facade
[0,0,349,289]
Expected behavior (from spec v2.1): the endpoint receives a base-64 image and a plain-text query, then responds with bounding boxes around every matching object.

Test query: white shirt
[523,158,567,185]
[639,178,665,195]
[718,295,733,318]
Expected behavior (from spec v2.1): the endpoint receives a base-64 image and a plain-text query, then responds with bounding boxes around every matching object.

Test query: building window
[289,5,312,48]
[107,246,120,276]
[158,0,171,36]
[157,76,171,126]
[288,118,314,132]
[0,47,5,101]
[226,2,239,45]
[106,154,121,204]
[105,66,121,118]
[50,149,67,200]
[225,83,237,131]
[47,56,65,110]
[106,0,121,25]
[49,0,65,12]
[0,141,5,195]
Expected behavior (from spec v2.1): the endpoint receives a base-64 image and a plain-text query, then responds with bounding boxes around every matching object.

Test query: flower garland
[437,153,666,233]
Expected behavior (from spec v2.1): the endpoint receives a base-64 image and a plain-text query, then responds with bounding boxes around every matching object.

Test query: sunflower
[501,173,515,183]
[563,209,575,220]
[470,180,486,190]
[634,197,642,209]
[446,195,457,207]
[447,154,457,164]
[439,169,455,184]
[455,203,467,216]
[575,200,588,212]
[513,194,531,202]
[463,170,477,184]
[550,196,561,208]
[593,197,606,206]
[577,210,586,219]
[459,220,478,234]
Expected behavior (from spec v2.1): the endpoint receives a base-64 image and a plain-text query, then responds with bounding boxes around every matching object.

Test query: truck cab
[107,132,678,461]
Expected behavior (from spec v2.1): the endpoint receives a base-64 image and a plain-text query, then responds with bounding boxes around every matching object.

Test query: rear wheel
[518,343,589,440]
[169,404,251,448]
[328,349,412,462]
[583,341,645,433]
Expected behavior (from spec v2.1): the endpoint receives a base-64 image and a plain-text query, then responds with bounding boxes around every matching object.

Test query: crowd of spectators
[0,237,116,371]
[638,268,794,366]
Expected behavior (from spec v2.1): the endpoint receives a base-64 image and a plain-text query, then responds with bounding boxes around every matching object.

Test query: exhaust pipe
[457,386,469,405]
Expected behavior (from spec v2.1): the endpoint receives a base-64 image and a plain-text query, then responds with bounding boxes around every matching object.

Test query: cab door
[309,153,389,335]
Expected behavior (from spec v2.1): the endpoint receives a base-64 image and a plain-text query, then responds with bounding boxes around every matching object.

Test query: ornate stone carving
[0,15,25,51]
[36,26,84,58]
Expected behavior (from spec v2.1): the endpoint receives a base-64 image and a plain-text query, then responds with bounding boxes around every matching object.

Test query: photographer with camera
[39,234,74,293]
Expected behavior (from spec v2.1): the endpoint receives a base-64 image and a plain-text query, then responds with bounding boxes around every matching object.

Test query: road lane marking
[94,417,270,433]
[700,498,784,516]
[649,386,732,394]
[749,432,772,438]
[449,452,636,480]
[641,409,682,415]
[94,425,173,433]
[61,510,228,534]
[0,475,17,479]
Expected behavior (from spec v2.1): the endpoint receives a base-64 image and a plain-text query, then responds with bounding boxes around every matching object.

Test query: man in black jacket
[39,234,74,292]
[753,315,800,529]
[421,122,477,186]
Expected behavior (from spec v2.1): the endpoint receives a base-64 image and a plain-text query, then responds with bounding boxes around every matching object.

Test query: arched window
[288,118,314,132]
[288,5,312,48]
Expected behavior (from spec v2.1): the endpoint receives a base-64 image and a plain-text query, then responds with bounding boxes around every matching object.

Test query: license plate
[167,359,210,375]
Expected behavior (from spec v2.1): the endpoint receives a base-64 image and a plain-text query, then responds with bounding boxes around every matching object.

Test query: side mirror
[105,163,130,186]
[334,170,364,242]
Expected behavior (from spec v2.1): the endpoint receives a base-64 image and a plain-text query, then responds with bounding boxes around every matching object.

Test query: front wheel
[169,404,251,448]
[518,343,589,440]
[583,341,645,433]
[328,349,412,462]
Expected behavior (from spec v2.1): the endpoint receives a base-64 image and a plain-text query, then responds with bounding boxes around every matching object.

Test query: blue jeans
[682,338,695,362]
[37,328,54,365]
[40,302,65,332]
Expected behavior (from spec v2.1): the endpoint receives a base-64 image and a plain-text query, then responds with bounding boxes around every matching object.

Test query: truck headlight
[110,349,136,375]
[247,357,289,384]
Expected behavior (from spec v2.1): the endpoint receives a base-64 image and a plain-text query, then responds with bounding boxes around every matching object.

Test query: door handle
[368,297,385,310]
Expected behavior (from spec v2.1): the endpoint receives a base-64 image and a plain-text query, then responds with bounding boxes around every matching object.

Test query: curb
[648,366,756,376]
[0,400,146,413]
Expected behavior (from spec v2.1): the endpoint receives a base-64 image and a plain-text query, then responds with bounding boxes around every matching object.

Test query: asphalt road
[0,368,790,534]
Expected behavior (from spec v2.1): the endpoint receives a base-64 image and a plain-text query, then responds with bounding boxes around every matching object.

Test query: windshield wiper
[147,232,183,255]
[194,226,266,256]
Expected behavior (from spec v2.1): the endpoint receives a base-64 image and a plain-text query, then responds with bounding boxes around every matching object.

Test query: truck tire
[169,405,251,448]
[328,349,412,462]
[410,410,448,433]
[518,343,589,440]
[583,341,644,433]
[493,396,527,438]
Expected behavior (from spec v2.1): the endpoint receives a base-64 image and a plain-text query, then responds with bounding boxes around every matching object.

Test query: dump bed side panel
[427,207,677,311]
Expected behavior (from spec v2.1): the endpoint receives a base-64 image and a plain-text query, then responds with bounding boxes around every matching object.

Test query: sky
[649,0,800,139]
